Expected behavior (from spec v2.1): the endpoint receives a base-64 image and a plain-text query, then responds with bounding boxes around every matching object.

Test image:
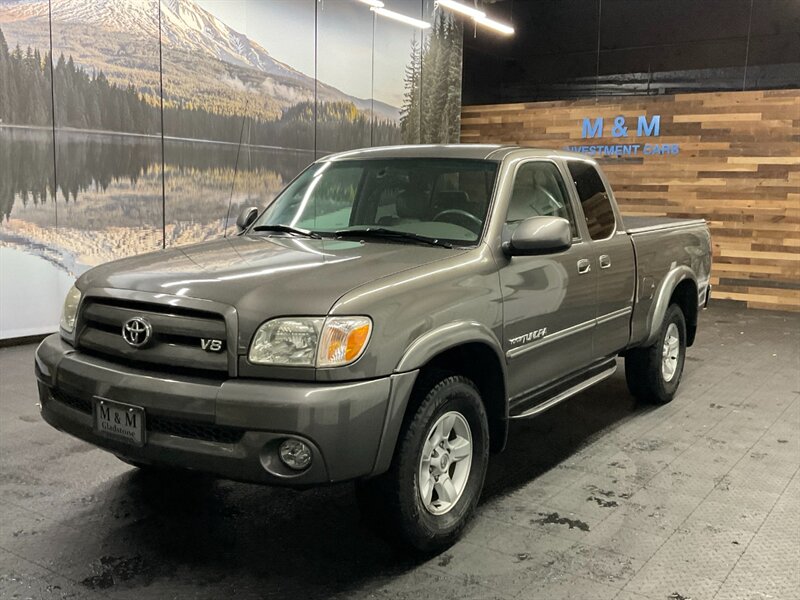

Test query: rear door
[498,159,597,400]
[566,160,635,359]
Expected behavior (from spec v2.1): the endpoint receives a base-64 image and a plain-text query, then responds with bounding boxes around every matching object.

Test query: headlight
[248,318,324,366]
[59,285,82,333]
[248,316,372,367]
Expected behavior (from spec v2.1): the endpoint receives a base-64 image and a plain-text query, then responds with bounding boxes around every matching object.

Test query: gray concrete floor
[0,303,798,600]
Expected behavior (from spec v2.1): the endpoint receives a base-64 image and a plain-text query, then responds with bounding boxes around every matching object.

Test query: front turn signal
[317,317,372,367]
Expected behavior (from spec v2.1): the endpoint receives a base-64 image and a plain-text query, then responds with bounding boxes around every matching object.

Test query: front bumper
[35,334,418,486]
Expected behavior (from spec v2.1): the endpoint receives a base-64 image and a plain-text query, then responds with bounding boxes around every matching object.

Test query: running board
[509,362,618,420]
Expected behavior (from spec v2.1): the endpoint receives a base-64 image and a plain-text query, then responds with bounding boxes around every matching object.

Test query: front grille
[50,390,244,444]
[76,298,228,376]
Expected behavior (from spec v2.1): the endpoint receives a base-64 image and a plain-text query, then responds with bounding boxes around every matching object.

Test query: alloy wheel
[418,411,472,515]
[661,322,680,382]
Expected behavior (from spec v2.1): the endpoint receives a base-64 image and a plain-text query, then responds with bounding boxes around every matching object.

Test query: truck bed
[623,215,711,348]
[623,215,707,234]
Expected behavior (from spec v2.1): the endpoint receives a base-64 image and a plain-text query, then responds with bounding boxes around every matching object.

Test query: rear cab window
[567,161,617,240]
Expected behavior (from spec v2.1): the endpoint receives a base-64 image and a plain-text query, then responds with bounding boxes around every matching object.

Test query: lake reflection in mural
[0,127,311,271]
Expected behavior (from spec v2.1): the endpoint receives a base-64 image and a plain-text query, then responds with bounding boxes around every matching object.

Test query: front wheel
[625,303,687,404]
[356,372,489,553]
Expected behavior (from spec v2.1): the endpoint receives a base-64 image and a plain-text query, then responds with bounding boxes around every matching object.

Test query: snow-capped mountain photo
[0,0,400,123]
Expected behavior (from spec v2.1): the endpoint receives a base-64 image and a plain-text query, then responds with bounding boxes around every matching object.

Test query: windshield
[252,158,499,245]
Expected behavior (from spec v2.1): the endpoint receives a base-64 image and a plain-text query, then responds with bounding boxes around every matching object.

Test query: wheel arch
[643,267,699,347]
[397,322,508,453]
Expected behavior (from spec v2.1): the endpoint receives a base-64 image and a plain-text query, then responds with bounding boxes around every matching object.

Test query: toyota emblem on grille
[122,317,152,348]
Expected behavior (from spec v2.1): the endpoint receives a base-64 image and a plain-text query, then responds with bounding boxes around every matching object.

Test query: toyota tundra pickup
[36,145,711,552]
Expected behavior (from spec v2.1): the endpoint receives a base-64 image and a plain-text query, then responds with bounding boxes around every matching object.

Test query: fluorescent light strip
[434,0,515,36]
[436,0,485,20]
[371,7,431,29]
[475,15,515,35]
[358,0,384,7]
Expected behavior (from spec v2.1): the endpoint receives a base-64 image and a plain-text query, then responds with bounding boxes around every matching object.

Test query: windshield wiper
[335,227,453,249]
[251,224,322,239]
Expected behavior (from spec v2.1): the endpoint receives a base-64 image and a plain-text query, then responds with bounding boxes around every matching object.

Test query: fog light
[279,439,312,471]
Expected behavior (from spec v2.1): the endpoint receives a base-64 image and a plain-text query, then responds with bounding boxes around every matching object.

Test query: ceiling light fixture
[370,7,431,29]
[436,0,485,20]
[475,15,515,35]
[358,0,384,7]
[435,0,515,36]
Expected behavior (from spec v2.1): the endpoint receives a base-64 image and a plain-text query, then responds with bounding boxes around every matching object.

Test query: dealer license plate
[93,398,145,446]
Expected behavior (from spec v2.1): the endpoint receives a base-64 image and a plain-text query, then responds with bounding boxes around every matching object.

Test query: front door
[498,160,597,402]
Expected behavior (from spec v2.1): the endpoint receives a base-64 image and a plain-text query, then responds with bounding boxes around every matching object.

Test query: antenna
[224,100,249,237]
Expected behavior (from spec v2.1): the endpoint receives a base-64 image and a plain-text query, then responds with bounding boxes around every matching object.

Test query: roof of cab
[322,144,593,163]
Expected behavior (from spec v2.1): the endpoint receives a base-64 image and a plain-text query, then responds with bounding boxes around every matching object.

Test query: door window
[506,162,577,236]
[567,161,616,240]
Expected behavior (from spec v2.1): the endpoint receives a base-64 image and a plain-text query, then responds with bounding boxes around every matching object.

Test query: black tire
[625,303,687,404]
[356,371,489,554]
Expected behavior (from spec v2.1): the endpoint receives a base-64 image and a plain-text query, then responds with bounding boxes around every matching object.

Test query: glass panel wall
[0,0,463,338]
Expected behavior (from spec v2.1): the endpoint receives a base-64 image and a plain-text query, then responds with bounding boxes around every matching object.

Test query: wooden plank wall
[461,89,800,311]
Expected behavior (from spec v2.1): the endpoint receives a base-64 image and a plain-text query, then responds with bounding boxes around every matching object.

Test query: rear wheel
[356,372,489,553]
[625,303,687,404]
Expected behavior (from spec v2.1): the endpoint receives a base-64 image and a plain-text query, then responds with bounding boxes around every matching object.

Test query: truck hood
[79,234,465,321]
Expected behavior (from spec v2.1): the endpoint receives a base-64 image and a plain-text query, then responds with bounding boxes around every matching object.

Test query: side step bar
[509,361,618,420]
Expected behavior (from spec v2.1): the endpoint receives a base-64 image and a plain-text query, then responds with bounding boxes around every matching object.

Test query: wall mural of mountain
[0,0,464,339]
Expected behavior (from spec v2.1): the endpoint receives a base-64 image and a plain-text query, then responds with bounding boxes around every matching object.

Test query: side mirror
[503,216,572,256]
[236,206,259,233]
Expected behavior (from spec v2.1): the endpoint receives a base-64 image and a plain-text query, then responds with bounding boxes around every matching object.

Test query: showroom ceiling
[462,0,800,103]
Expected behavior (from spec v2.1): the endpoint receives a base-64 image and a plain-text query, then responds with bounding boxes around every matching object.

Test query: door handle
[599,254,612,269]
[577,258,592,274]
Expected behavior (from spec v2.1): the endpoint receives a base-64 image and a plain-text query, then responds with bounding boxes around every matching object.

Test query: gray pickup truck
[36,145,711,552]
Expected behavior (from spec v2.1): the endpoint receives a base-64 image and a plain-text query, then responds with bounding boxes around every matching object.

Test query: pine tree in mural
[443,17,463,143]
[0,29,10,122]
[0,39,52,127]
[400,13,463,144]
[419,17,443,142]
[400,38,422,144]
